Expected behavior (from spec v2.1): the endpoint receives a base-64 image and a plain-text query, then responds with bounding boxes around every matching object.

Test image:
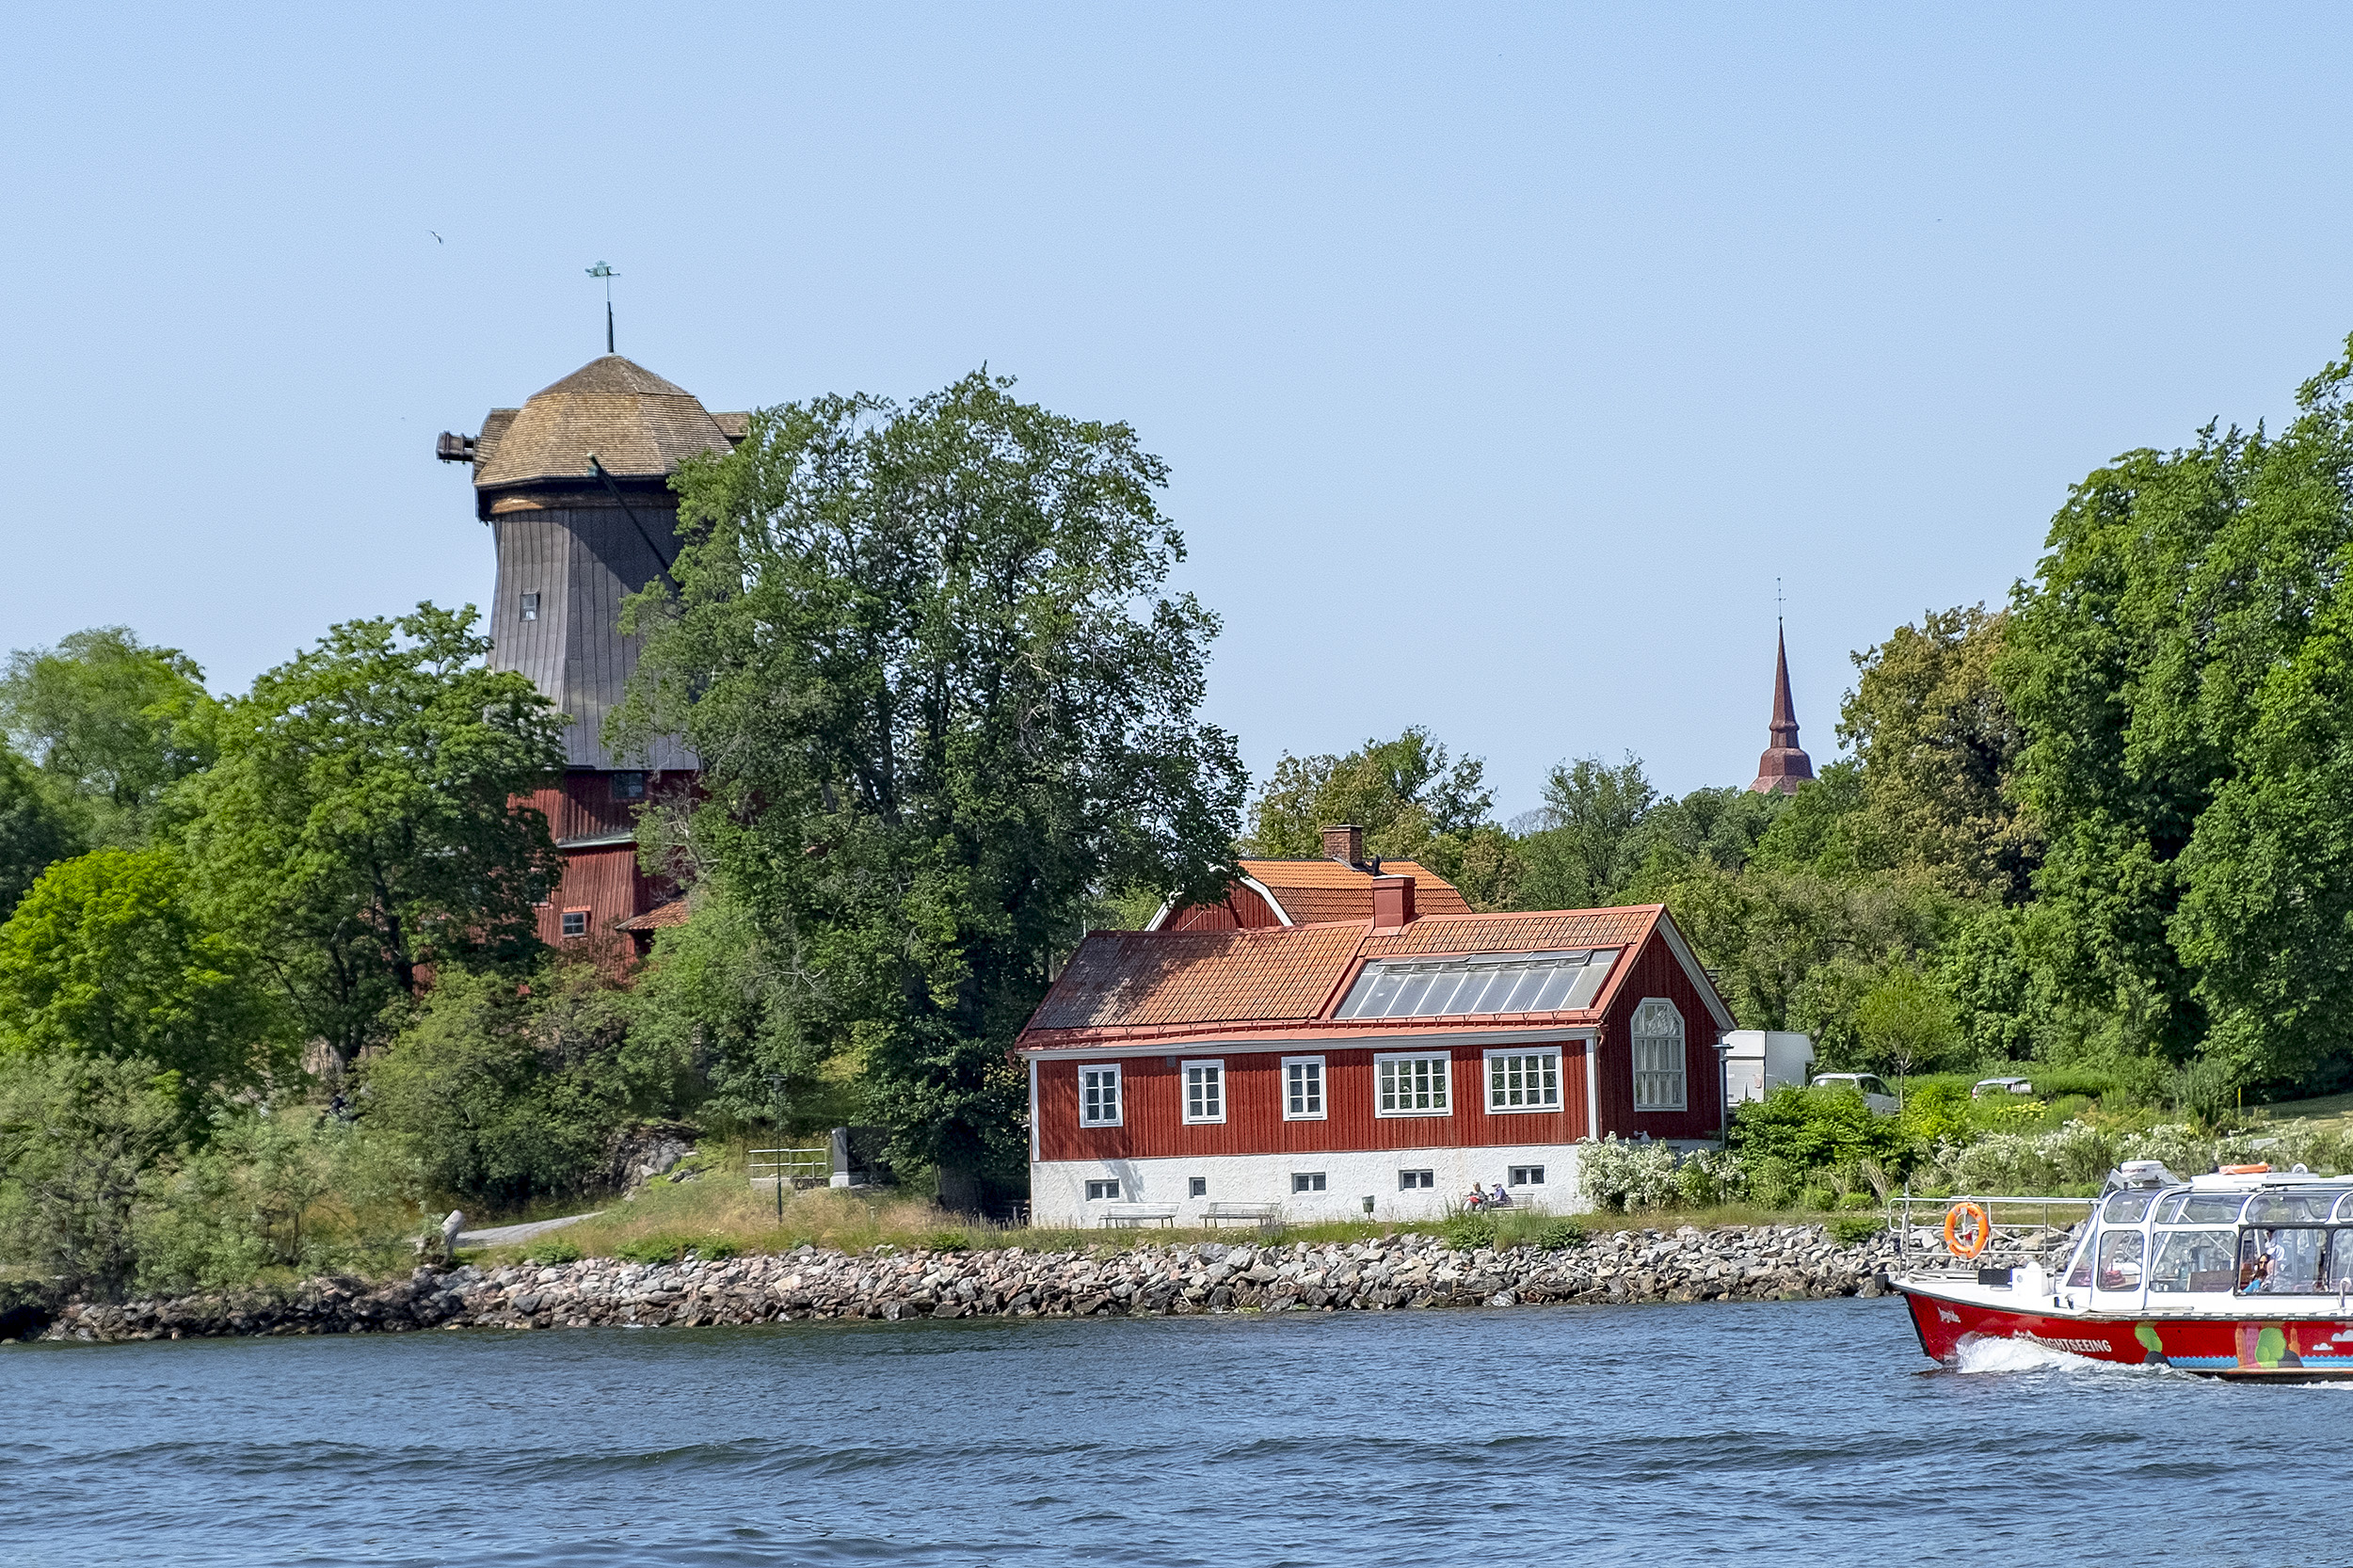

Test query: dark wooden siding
[1591,930,1726,1140]
[1161,883,1281,931]
[1036,1039,1591,1161]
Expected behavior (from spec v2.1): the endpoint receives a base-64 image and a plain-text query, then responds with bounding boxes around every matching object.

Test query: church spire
[1750,623,1815,794]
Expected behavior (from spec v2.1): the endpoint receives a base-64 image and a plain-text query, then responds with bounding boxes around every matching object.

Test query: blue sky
[7,3,2350,817]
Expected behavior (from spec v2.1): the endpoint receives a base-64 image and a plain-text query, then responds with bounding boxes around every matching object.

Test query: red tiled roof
[1228,857,1474,923]
[1019,904,1686,1050]
[614,896,691,933]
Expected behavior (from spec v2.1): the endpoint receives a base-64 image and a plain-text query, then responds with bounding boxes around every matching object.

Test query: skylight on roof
[1335,950,1619,1020]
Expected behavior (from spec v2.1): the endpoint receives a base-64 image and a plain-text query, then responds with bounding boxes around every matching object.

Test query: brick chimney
[1321,824,1365,867]
[1370,873,1416,932]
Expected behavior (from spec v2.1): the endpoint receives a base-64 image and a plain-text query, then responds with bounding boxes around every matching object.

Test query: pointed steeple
[1750,625,1815,794]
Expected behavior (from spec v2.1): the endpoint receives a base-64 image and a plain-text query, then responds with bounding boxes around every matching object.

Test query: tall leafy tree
[615,374,1246,1209]
[0,745,82,919]
[2005,338,2353,1081]
[177,605,565,1067]
[1511,753,1657,909]
[1842,605,2036,903]
[0,627,217,848]
[0,848,285,1100]
[1246,727,1513,906]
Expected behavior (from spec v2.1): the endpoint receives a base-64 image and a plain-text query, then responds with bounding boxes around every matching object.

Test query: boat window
[2095,1230,2145,1291]
[2063,1227,2096,1288]
[2175,1192,2247,1224]
[2246,1190,2342,1226]
[2243,1227,2330,1294]
[2147,1229,2236,1294]
[2103,1192,2157,1224]
[2326,1230,2353,1290]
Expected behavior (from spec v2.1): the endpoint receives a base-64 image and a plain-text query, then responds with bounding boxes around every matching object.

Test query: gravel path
[454,1212,604,1248]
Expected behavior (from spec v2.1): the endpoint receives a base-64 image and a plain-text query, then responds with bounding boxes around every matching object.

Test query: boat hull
[1898,1282,2353,1379]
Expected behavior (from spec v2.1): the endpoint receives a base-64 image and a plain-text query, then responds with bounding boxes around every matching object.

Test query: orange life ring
[1945,1201,1991,1259]
[2219,1163,2271,1175]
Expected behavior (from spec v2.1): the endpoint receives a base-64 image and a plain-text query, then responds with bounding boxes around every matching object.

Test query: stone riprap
[35,1224,1922,1342]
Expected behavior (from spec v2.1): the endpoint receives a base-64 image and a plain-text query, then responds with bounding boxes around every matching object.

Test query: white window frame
[1181,1059,1225,1125]
[1509,1165,1546,1187]
[1085,1178,1121,1201]
[1291,1172,1327,1193]
[1375,1051,1454,1117]
[1482,1047,1562,1113]
[1187,1176,1208,1198]
[1399,1169,1435,1191]
[1079,1063,1124,1128]
[1282,1055,1326,1121]
[1630,998,1688,1112]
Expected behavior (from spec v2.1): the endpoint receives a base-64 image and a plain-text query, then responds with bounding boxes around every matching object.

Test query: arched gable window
[1630,998,1687,1112]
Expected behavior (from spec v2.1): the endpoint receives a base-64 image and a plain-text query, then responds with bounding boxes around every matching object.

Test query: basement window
[1510,1166,1546,1187]
[520,592,539,621]
[1182,1060,1225,1124]
[1085,1179,1120,1201]
[1399,1169,1434,1191]
[1188,1176,1208,1198]
[560,908,589,939]
[1080,1064,1122,1128]
[1291,1172,1327,1193]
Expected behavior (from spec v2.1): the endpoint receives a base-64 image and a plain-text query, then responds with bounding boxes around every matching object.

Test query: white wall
[1032,1143,1592,1227]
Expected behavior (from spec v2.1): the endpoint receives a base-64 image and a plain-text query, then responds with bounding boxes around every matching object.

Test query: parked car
[1972,1076,2035,1099]
[1810,1073,1899,1115]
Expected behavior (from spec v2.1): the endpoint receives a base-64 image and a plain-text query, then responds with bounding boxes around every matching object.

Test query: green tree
[1842,605,2036,902]
[0,745,82,919]
[616,374,1246,1209]
[0,627,217,848]
[0,848,286,1100]
[0,1052,184,1299]
[1852,964,1961,1097]
[177,605,565,1067]
[1512,753,1656,908]
[2005,337,2353,1085]
[1246,727,1513,906]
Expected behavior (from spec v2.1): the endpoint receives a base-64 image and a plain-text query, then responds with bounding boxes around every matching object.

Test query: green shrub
[1577,1134,1685,1211]
[1532,1219,1586,1251]
[1798,1185,1835,1211]
[687,1237,738,1260]
[1444,1214,1497,1250]
[524,1237,583,1265]
[1746,1155,1800,1211]
[615,1236,683,1264]
[923,1229,972,1253]
[1732,1086,1916,1174]
[1829,1214,1881,1246]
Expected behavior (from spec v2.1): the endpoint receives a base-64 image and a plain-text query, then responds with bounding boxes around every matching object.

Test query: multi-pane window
[1188,1176,1208,1198]
[1399,1169,1435,1191]
[1485,1050,1561,1112]
[1376,1053,1452,1115]
[1630,998,1687,1111]
[1510,1165,1545,1187]
[1182,1061,1225,1124]
[1284,1057,1325,1120]
[1292,1172,1327,1193]
[560,908,589,938]
[1085,1179,1120,1200]
[1080,1064,1123,1127]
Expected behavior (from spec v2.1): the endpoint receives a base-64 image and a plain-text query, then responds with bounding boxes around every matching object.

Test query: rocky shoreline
[22,1223,1940,1343]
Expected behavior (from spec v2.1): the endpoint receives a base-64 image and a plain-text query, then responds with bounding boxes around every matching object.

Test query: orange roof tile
[1230,857,1474,923]
[1018,904,1688,1050]
[614,896,691,933]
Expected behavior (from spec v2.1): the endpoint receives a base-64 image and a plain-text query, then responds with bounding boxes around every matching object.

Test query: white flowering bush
[1577,1135,1728,1213]
[2120,1123,2215,1176]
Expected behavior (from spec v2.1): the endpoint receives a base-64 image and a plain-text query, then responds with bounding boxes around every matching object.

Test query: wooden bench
[1098,1203,1178,1228]
[1201,1202,1281,1228]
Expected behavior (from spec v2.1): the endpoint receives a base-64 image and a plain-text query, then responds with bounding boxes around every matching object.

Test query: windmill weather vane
[586,261,618,353]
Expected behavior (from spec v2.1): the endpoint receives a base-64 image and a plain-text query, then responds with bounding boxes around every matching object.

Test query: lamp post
[764,1073,789,1224]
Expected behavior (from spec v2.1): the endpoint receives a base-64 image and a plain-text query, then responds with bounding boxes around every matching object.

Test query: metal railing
[1888,1192,2097,1274]
[748,1146,831,1189]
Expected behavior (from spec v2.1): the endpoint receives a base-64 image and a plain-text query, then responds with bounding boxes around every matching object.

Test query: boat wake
[1948,1335,2163,1378]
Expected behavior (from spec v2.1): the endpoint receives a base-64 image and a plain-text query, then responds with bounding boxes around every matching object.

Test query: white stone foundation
[1031,1144,1593,1227]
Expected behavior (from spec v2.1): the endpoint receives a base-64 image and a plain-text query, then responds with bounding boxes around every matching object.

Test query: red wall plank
[1590,931,1725,1140]
[1162,883,1280,932]
[1036,1038,1591,1161]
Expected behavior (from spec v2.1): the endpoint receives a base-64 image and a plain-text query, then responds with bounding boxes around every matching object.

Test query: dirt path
[454,1212,604,1249]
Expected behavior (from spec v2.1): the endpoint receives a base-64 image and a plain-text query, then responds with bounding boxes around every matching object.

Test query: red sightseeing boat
[1892,1164,2353,1380]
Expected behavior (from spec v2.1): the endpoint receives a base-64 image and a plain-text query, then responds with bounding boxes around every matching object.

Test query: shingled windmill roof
[474,355,738,491]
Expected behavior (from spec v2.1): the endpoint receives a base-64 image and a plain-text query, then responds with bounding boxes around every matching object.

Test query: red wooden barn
[1014,873,1737,1225]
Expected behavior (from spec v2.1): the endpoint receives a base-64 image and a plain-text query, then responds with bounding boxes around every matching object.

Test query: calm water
[4,1298,2344,1567]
